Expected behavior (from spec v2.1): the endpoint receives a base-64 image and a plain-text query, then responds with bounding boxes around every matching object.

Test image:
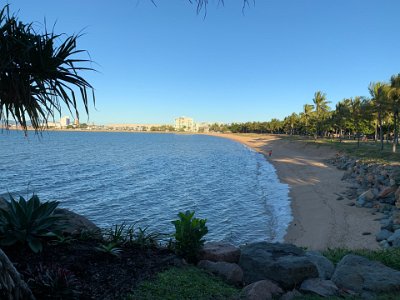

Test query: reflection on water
[0,131,291,245]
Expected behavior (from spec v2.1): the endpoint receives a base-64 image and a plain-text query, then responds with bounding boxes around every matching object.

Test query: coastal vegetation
[210,73,400,153]
[0,5,95,132]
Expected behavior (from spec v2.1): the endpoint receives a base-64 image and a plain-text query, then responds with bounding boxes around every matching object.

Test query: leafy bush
[171,210,208,263]
[0,194,64,252]
[25,264,80,300]
[103,222,162,248]
[95,242,122,257]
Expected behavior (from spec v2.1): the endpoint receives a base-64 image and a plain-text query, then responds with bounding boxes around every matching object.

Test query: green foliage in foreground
[322,248,400,271]
[128,266,239,300]
[0,194,63,253]
[172,211,208,263]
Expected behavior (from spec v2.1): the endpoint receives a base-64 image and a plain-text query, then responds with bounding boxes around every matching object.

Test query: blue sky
[8,0,400,125]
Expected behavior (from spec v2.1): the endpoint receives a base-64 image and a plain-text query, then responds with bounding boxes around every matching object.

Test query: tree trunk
[378,112,384,151]
[0,248,35,300]
[393,111,398,153]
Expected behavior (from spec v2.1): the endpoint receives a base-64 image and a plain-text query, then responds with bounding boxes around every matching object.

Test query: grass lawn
[128,266,240,300]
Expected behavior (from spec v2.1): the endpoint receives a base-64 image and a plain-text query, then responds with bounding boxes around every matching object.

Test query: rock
[279,289,302,300]
[378,186,397,199]
[392,210,400,225]
[55,208,101,237]
[331,254,400,294]
[199,242,240,263]
[240,279,283,300]
[300,278,339,297]
[380,218,393,231]
[197,260,243,286]
[379,240,390,249]
[239,242,318,289]
[356,190,375,207]
[388,229,400,248]
[304,251,335,280]
[376,229,393,242]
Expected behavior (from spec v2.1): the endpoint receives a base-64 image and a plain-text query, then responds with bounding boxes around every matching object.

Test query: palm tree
[389,74,400,152]
[369,82,389,150]
[302,104,314,135]
[333,100,350,142]
[312,91,330,138]
[0,5,95,132]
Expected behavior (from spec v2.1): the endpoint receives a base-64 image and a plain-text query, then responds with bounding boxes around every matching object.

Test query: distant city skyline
[9,0,400,124]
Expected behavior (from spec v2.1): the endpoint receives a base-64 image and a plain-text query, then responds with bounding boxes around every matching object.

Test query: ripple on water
[0,132,291,245]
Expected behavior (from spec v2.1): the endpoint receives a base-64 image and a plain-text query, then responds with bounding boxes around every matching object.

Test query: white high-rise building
[60,116,70,128]
[175,116,195,132]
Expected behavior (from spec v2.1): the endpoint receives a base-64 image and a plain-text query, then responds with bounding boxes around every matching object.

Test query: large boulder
[197,260,243,286]
[239,242,318,289]
[199,242,240,263]
[388,229,400,248]
[331,255,400,294]
[375,229,393,242]
[55,208,101,237]
[240,279,283,300]
[300,278,339,297]
[304,251,335,280]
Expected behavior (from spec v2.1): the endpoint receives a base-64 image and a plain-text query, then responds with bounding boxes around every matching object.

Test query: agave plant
[0,194,64,253]
[0,4,95,132]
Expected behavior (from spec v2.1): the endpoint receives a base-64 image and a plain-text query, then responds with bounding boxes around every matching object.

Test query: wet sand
[209,133,381,250]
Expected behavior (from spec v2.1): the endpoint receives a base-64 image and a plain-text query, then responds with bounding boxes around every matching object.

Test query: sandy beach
[210,133,381,250]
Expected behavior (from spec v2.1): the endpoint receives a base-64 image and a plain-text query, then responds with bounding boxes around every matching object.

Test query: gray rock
[376,229,393,242]
[0,196,7,210]
[279,289,302,300]
[331,254,400,294]
[199,242,240,263]
[388,229,400,248]
[240,279,283,300]
[380,218,393,231]
[379,240,390,249]
[55,208,101,237]
[197,260,243,286]
[304,251,335,280]
[239,242,318,289]
[300,278,339,297]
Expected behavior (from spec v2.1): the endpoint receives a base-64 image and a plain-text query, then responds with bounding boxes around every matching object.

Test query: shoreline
[208,133,382,250]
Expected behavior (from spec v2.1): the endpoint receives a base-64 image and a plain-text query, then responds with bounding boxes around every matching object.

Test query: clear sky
[8,0,400,125]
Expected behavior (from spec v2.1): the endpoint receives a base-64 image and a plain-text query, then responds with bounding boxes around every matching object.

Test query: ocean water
[0,131,291,245]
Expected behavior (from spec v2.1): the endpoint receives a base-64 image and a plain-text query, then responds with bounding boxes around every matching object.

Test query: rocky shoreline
[329,154,400,249]
[198,241,400,299]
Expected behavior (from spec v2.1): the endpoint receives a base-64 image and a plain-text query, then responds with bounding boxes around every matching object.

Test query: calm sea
[0,131,291,245]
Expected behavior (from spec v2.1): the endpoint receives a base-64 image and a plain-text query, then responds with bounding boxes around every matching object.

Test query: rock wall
[329,154,400,248]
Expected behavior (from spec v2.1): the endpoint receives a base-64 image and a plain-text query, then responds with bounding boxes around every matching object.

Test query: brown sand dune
[209,133,381,250]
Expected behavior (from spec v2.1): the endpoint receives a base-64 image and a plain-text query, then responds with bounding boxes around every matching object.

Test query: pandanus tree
[369,82,389,150]
[0,5,95,133]
[312,91,330,138]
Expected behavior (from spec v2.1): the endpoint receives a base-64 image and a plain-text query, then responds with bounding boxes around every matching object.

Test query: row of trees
[210,74,400,152]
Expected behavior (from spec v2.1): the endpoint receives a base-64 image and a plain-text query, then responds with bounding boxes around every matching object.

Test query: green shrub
[171,210,208,263]
[0,194,64,253]
[95,242,122,257]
